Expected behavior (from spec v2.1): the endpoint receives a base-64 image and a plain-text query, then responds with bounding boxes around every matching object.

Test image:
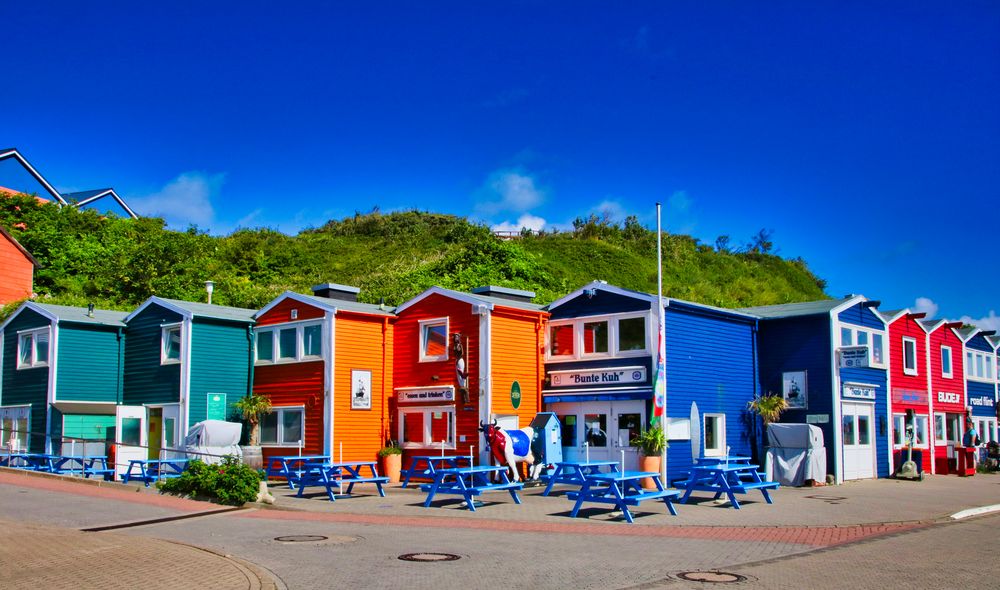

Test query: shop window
[704,414,726,456]
[941,346,952,378]
[0,407,30,451]
[618,317,646,352]
[618,413,641,448]
[17,328,50,369]
[914,415,928,447]
[260,407,304,446]
[584,414,608,447]
[419,319,449,362]
[892,414,905,447]
[934,413,946,444]
[549,325,575,357]
[583,321,609,355]
[559,415,577,446]
[398,406,455,449]
[902,337,918,376]
[159,325,181,365]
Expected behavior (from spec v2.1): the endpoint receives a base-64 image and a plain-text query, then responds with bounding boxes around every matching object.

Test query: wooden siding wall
[929,327,965,413]
[490,308,543,427]
[256,298,325,326]
[550,290,649,319]
[887,315,932,473]
[0,308,50,451]
[332,312,393,461]
[254,360,325,459]
[188,320,251,427]
[123,305,182,406]
[839,302,890,478]
[664,307,757,484]
[0,235,33,305]
[56,324,122,403]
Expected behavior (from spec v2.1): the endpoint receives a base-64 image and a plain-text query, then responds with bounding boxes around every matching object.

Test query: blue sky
[1,2,998,325]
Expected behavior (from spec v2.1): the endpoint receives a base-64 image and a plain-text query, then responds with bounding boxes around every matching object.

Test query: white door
[551,400,646,471]
[115,406,147,478]
[842,402,875,480]
[161,404,181,459]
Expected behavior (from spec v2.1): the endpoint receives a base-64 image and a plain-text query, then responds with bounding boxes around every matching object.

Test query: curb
[168,540,287,590]
[950,504,1000,520]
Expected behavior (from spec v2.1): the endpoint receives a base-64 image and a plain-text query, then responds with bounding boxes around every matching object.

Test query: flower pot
[382,453,402,483]
[639,454,662,490]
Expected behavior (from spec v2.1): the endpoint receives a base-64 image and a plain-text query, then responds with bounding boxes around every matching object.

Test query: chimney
[311,283,360,302]
[471,285,535,303]
[87,303,95,318]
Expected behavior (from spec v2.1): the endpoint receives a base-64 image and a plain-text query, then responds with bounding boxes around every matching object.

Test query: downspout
[535,316,544,412]
[116,327,125,404]
[751,320,761,463]
[381,316,388,444]
[246,325,255,399]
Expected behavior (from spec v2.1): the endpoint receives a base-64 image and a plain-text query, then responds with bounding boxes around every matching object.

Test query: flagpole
[655,202,667,485]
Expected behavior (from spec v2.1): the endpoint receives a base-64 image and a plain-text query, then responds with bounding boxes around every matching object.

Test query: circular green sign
[510,381,522,409]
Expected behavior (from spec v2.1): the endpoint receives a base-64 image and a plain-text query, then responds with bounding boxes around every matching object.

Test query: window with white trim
[16,328,50,369]
[941,346,952,378]
[892,413,928,448]
[703,414,726,457]
[255,321,324,364]
[398,405,456,449]
[546,313,649,361]
[978,418,997,444]
[838,325,886,367]
[260,406,304,446]
[902,337,918,376]
[160,325,181,365]
[0,406,30,450]
[935,412,961,444]
[964,349,995,382]
[419,318,449,362]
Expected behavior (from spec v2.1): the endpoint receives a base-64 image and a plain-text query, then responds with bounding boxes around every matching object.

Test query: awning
[51,401,117,415]
[543,387,652,404]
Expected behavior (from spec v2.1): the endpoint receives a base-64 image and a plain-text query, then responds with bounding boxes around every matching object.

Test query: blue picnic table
[293,460,389,501]
[52,455,114,480]
[1,452,58,472]
[400,455,471,488]
[677,463,779,509]
[122,458,191,487]
[420,465,523,512]
[540,460,621,496]
[568,470,681,524]
[266,455,332,490]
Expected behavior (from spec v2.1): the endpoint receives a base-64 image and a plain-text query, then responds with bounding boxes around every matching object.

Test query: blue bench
[420,466,523,512]
[293,461,388,502]
[568,471,679,524]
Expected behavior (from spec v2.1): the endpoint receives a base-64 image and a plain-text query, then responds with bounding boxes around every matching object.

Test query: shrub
[377,441,403,458]
[158,456,261,505]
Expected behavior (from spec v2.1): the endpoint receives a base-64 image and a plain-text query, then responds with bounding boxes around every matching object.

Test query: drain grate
[677,571,747,584]
[274,535,328,543]
[398,553,461,562]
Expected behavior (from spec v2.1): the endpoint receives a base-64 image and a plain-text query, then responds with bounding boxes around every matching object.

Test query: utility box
[529,412,562,466]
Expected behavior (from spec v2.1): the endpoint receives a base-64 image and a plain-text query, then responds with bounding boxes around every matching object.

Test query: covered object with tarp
[184,420,242,464]
[766,423,826,486]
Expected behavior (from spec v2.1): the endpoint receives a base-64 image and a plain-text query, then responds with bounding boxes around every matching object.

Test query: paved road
[1,468,998,589]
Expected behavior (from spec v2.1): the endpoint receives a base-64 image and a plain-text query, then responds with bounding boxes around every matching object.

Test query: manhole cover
[398,553,462,562]
[677,571,747,583]
[274,535,328,543]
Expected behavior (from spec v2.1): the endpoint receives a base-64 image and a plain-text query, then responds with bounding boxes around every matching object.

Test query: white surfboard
[690,402,700,462]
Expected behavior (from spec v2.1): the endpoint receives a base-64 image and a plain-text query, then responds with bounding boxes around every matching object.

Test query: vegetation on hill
[0,193,829,318]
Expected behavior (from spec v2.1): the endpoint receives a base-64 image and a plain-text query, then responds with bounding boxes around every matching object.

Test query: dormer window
[161,325,181,365]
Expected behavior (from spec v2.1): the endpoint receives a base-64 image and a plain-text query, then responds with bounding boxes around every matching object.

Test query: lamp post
[205,280,215,305]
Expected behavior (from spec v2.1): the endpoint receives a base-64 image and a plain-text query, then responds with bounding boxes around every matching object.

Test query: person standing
[963,421,981,469]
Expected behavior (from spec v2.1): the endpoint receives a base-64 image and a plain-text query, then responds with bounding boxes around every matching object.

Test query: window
[583,321,609,355]
[703,414,726,457]
[891,413,928,448]
[902,337,918,376]
[934,413,946,443]
[0,406,30,451]
[964,350,996,381]
[838,325,886,368]
[914,415,929,447]
[260,407,304,446]
[549,325,575,357]
[160,325,181,365]
[398,406,455,449]
[558,415,578,446]
[980,419,997,444]
[16,328,50,369]
[841,328,853,347]
[619,317,646,351]
[255,322,324,364]
[892,414,905,447]
[419,318,449,362]
[546,313,648,361]
[941,346,952,378]
[584,414,608,447]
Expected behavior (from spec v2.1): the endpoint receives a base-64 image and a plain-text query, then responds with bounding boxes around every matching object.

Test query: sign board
[397,386,455,403]
[937,391,961,405]
[510,381,522,410]
[838,346,870,368]
[806,414,829,424]
[207,393,227,421]
[549,366,646,387]
[842,382,877,401]
[665,417,691,441]
[968,394,994,408]
[892,388,928,405]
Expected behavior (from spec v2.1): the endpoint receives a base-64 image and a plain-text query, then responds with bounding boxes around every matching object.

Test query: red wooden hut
[921,318,966,474]
[881,309,932,474]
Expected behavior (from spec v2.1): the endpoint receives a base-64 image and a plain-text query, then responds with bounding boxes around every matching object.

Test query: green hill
[0,193,828,316]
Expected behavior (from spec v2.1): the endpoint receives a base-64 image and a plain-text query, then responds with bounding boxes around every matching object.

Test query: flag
[653,301,666,420]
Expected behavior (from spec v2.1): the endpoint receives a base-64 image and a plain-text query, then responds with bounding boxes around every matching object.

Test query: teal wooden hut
[119,297,254,465]
[0,302,127,453]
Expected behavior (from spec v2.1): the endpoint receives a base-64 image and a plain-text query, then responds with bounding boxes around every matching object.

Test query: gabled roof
[987,335,1000,351]
[125,296,255,323]
[738,296,859,319]
[0,147,66,204]
[545,280,757,320]
[918,318,964,336]
[395,286,546,315]
[63,189,138,219]
[255,290,396,320]
[0,301,127,331]
[875,309,928,328]
[0,225,39,267]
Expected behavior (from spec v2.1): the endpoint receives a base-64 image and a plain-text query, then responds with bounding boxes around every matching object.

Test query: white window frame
[545,312,650,362]
[892,413,929,449]
[703,413,726,457]
[160,324,182,365]
[838,325,887,369]
[902,337,918,376]
[941,346,952,378]
[965,350,996,382]
[259,405,305,447]
[418,318,450,363]
[0,405,31,451]
[979,418,997,444]
[254,320,324,365]
[16,327,50,370]
[398,405,456,449]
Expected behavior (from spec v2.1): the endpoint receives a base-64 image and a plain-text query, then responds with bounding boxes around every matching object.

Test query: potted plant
[746,393,788,477]
[378,440,403,483]
[631,425,667,490]
[234,394,272,471]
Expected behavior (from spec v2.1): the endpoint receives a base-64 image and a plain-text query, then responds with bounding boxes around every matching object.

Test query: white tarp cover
[766,423,826,487]
[184,420,242,465]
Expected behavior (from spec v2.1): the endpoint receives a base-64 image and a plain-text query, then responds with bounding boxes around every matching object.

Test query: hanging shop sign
[397,386,455,403]
[510,381,522,409]
[549,366,646,387]
[842,382,877,401]
[838,346,870,368]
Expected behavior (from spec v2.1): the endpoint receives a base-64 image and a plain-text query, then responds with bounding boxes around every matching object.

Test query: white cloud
[667,190,691,213]
[959,311,1000,333]
[591,199,627,222]
[475,168,544,215]
[912,297,938,319]
[129,172,225,229]
[491,213,547,233]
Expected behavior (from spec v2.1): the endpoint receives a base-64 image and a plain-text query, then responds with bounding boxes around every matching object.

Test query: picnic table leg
[324,469,338,502]
[570,480,591,518]
[541,465,561,496]
[502,472,521,504]
[423,475,442,507]
[611,483,634,524]
[457,475,477,512]
[653,479,678,516]
[760,488,774,504]
[679,483,696,504]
